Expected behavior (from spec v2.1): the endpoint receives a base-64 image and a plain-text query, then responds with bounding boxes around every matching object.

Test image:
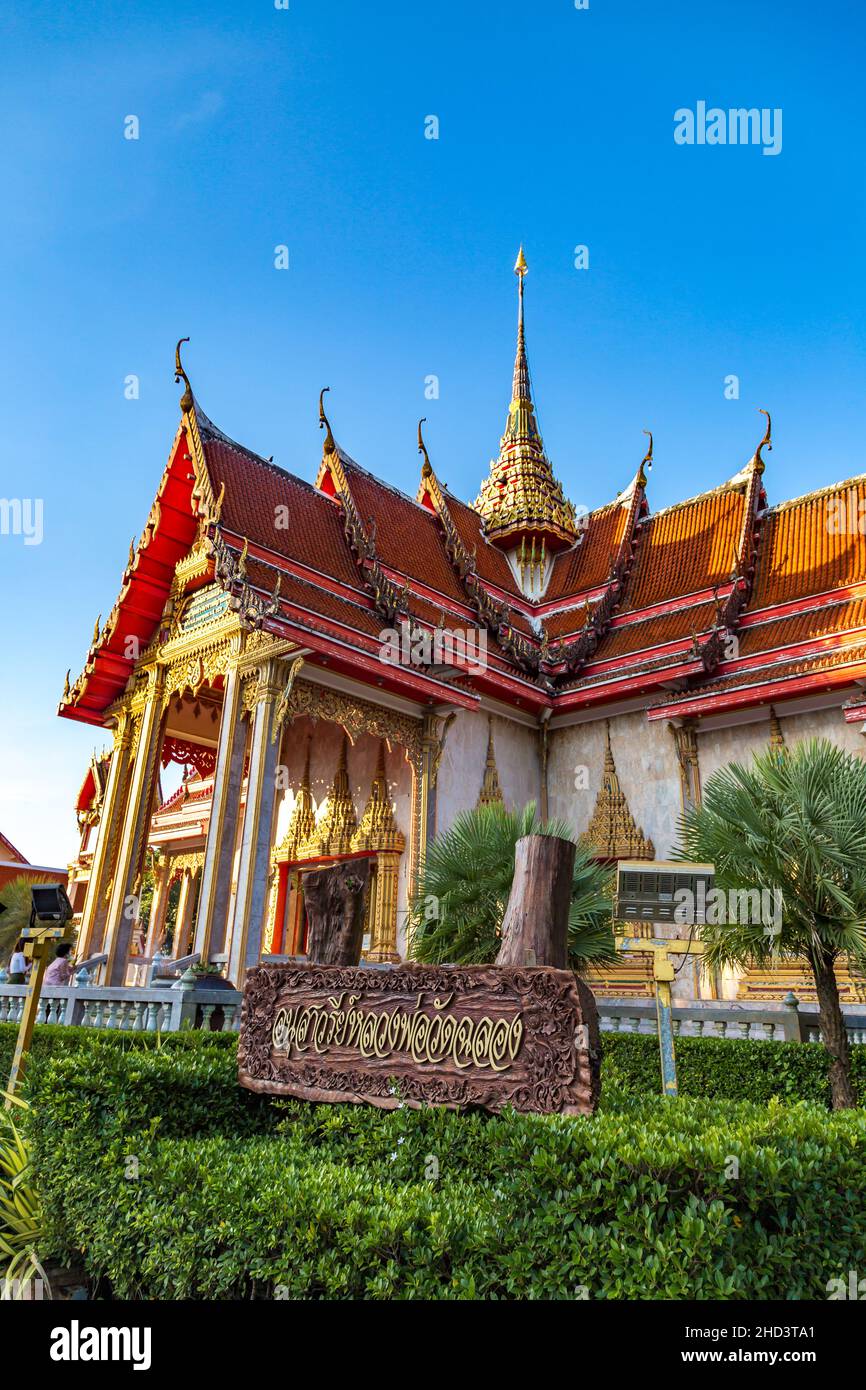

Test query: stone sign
[238,962,600,1115]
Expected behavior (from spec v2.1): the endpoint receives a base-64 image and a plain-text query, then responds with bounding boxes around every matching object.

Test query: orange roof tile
[546,502,631,601]
[749,478,866,608]
[619,484,746,613]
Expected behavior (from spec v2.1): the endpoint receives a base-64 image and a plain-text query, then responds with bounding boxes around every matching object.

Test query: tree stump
[303,860,371,966]
[495,833,576,969]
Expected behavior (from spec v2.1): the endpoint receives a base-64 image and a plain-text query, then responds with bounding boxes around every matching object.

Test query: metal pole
[6,940,51,1102]
[654,974,678,1098]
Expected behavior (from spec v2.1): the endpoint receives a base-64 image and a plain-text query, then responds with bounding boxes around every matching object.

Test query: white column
[195,662,248,962]
[104,668,166,985]
[228,660,287,982]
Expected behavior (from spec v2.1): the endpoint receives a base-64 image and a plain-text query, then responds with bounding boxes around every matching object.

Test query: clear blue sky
[1,0,864,866]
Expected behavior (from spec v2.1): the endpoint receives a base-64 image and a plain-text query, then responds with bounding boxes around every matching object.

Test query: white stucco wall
[546,712,682,855]
[434,710,540,833]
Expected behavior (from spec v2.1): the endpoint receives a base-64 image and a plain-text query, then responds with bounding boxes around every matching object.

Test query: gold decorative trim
[581,721,654,860]
[353,742,406,854]
[476,717,505,808]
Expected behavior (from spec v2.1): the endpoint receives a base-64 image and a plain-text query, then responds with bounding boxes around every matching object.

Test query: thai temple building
[61,252,866,1003]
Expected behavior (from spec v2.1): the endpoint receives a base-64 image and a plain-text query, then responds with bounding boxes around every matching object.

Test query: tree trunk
[304,860,370,966]
[810,948,856,1109]
[495,833,576,969]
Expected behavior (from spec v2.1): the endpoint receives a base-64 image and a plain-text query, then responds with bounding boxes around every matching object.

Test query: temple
[62,252,866,1003]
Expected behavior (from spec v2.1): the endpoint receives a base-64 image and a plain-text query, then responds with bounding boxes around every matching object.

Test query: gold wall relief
[581,721,654,860]
[476,716,505,808]
[669,720,702,813]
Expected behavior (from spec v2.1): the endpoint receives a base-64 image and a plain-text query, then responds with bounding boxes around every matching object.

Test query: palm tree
[0,876,59,966]
[409,801,617,971]
[677,738,866,1109]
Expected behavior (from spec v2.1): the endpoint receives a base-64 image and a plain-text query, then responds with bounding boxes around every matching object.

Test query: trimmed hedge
[6,1022,865,1110]
[602,1032,866,1106]
[25,1041,866,1300]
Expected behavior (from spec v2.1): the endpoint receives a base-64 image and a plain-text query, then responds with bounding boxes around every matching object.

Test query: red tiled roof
[339,460,471,605]
[204,436,362,591]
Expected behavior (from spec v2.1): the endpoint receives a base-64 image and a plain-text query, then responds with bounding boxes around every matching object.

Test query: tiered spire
[581,722,654,860]
[476,718,505,808]
[474,249,578,556]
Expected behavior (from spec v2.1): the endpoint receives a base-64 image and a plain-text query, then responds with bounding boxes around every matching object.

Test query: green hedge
[6,1022,865,1110]
[602,1032,866,1106]
[25,1041,866,1300]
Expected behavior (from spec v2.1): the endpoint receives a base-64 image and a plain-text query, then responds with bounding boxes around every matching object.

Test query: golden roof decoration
[353,741,406,854]
[476,717,505,808]
[474,249,578,549]
[581,721,654,860]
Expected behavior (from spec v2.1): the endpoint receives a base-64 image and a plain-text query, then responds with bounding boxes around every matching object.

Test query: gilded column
[367,852,402,963]
[104,667,166,985]
[172,869,198,959]
[144,856,171,957]
[228,659,288,982]
[77,706,135,959]
[194,657,248,962]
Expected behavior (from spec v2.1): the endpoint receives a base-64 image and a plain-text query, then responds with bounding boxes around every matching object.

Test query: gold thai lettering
[271,989,524,1072]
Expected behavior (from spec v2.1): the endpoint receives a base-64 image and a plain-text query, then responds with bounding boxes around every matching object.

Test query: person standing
[44,942,75,986]
[7,940,28,984]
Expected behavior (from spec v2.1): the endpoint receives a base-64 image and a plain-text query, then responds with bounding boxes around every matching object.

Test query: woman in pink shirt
[43,943,74,986]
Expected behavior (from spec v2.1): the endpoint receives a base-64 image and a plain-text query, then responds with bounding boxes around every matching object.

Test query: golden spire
[476,717,505,808]
[286,740,318,859]
[474,250,578,552]
[581,721,654,859]
[753,408,772,472]
[174,338,193,413]
[768,706,786,754]
[316,735,358,855]
[353,741,406,853]
[319,387,336,456]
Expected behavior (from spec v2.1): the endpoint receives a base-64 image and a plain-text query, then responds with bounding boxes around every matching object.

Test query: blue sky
[1,0,864,865]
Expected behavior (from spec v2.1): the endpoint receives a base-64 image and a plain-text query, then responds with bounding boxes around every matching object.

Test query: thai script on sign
[271,989,524,1073]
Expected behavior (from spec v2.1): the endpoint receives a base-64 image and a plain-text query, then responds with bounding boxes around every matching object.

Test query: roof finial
[637,429,653,487]
[91,614,101,647]
[754,408,772,472]
[417,418,432,476]
[174,338,193,412]
[319,387,336,455]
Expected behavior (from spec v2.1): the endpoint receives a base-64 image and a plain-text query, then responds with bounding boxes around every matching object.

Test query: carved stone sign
[238,963,600,1115]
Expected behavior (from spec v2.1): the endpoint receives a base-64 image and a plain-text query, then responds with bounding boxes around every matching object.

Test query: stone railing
[0,982,243,1034]
[599,997,866,1046]
[1,977,864,1045]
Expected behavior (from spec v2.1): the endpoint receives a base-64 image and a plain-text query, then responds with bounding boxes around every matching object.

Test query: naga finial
[237,537,248,576]
[128,537,136,568]
[62,669,71,701]
[637,429,653,487]
[418,418,432,475]
[754,408,772,471]
[319,387,336,455]
[174,337,193,412]
[91,614,101,647]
